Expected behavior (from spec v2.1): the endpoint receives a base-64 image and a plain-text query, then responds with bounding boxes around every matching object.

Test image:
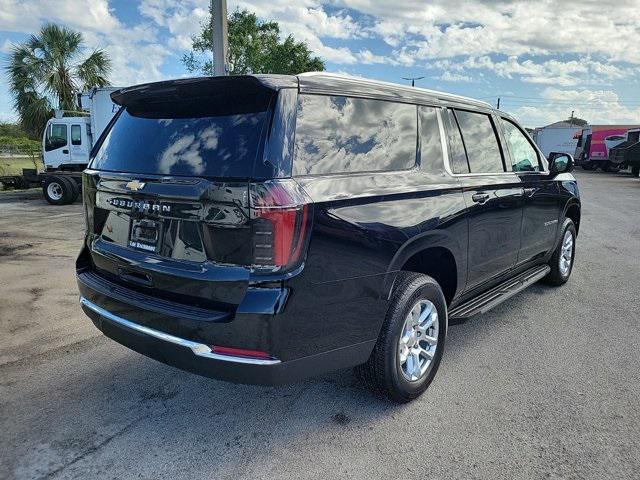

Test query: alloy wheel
[398,299,439,382]
[559,230,574,276]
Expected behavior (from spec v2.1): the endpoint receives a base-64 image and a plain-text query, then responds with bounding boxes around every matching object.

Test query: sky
[1,0,640,128]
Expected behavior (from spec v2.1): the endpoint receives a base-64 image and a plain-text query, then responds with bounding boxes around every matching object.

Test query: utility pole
[402,76,424,87]
[211,0,229,76]
[497,97,501,109]
[569,110,575,126]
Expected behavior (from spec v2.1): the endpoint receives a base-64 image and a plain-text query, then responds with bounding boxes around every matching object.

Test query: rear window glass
[293,95,417,175]
[90,95,271,178]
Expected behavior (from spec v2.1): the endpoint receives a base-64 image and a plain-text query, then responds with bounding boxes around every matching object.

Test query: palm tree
[5,23,111,138]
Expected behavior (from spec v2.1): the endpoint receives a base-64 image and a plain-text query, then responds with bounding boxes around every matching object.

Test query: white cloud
[1,38,13,53]
[335,0,640,63]
[433,56,629,87]
[507,88,640,127]
[0,0,120,34]
[438,71,473,83]
[0,0,172,89]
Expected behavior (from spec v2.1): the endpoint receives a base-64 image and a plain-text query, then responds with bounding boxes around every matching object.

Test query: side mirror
[548,153,574,176]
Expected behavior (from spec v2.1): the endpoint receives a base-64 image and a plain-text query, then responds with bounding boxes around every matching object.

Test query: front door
[43,122,70,168]
[498,117,559,264]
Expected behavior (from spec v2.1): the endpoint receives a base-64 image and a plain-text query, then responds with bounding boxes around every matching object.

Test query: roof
[111,73,493,110]
[297,72,493,109]
[540,121,583,129]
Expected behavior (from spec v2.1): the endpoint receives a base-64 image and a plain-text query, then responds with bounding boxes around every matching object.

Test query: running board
[449,265,551,321]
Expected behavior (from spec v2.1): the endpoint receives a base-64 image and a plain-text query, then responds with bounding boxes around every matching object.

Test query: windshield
[90,90,272,178]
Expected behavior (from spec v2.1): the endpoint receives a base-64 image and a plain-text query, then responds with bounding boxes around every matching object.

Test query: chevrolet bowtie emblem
[125,180,146,191]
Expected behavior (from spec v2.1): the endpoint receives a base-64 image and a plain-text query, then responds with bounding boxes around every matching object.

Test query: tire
[543,218,576,286]
[42,176,74,205]
[632,166,640,177]
[581,162,596,171]
[602,161,620,173]
[355,272,447,403]
[61,176,80,203]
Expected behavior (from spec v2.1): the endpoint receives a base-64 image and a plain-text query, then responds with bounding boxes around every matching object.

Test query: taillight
[250,180,312,273]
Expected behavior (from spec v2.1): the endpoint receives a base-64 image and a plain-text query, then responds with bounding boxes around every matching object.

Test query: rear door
[69,122,90,164]
[445,109,524,290]
[498,117,559,263]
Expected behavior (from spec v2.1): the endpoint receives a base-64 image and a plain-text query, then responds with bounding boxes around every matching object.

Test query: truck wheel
[355,272,447,403]
[581,162,596,171]
[632,166,640,177]
[543,218,576,286]
[61,176,80,203]
[43,176,74,205]
[602,161,620,173]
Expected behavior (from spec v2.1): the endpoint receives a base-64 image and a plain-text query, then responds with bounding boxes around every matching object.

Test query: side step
[449,264,551,321]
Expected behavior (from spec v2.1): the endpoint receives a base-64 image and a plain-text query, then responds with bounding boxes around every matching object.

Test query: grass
[0,155,43,177]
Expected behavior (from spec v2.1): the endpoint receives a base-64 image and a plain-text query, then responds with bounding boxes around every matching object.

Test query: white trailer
[533,125,582,158]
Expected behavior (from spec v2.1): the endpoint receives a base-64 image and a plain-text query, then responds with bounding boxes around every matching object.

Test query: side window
[419,107,444,173]
[500,118,540,172]
[454,110,504,173]
[45,124,68,151]
[71,124,82,146]
[293,95,417,175]
[443,109,469,174]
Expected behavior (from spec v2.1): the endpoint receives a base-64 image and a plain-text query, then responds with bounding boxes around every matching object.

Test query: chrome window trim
[80,297,281,366]
[437,107,526,179]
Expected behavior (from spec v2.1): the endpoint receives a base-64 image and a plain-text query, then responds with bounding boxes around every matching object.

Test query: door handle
[524,187,537,197]
[62,149,69,154]
[471,193,490,204]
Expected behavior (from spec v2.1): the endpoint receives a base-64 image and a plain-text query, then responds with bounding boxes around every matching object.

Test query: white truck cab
[42,87,120,171]
[42,115,91,171]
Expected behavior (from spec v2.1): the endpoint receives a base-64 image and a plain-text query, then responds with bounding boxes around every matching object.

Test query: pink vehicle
[574,125,640,172]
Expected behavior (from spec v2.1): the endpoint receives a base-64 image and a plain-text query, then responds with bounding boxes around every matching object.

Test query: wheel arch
[564,200,581,235]
[383,231,465,306]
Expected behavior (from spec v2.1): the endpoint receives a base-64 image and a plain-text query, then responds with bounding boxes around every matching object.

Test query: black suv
[77,73,580,402]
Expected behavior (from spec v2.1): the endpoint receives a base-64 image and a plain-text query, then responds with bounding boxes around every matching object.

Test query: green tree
[5,23,111,138]
[183,9,325,76]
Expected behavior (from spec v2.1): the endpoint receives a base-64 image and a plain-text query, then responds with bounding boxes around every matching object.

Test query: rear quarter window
[293,95,417,176]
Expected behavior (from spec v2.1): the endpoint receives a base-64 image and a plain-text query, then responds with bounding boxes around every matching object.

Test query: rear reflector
[211,345,273,360]
[250,180,312,273]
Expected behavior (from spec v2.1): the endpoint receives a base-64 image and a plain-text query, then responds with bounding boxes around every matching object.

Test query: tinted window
[293,95,417,175]
[455,110,504,173]
[91,100,270,178]
[444,109,469,174]
[45,124,67,151]
[71,124,82,146]
[419,107,444,173]
[501,119,540,172]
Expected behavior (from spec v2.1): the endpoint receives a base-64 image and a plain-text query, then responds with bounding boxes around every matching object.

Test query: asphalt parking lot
[1,170,639,480]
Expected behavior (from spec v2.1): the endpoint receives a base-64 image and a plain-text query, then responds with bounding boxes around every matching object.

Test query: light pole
[402,76,424,87]
[211,0,229,76]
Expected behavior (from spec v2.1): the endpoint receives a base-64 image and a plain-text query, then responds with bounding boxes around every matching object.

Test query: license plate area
[129,219,161,253]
